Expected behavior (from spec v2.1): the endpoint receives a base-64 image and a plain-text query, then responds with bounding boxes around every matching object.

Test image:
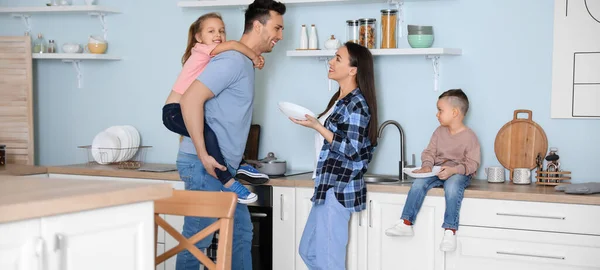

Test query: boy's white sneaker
[440,230,457,252]
[385,220,414,237]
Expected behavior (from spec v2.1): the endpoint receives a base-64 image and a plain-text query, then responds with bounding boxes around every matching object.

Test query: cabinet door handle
[496,212,566,220]
[497,251,565,260]
[358,211,362,227]
[35,237,47,270]
[55,234,68,270]
[280,194,284,221]
[368,200,373,228]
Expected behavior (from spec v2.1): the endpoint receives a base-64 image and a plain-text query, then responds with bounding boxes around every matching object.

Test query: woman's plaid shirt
[312,88,375,212]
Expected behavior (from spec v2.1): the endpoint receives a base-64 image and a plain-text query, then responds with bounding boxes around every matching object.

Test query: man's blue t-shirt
[179,51,255,169]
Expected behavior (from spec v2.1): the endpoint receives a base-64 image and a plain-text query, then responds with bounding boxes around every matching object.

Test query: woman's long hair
[318,42,379,145]
[181,12,223,65]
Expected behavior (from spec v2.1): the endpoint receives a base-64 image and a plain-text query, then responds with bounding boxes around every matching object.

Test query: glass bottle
[47,39,56,53]
[32,33,46,54]
[346,20,359,44]
[381,9,398,49]
[358,18,377,49]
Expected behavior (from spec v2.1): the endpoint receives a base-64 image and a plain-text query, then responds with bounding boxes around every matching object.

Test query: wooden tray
[494,110,548,181]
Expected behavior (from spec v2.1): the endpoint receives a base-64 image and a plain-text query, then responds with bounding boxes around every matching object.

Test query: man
[175,0,286,269]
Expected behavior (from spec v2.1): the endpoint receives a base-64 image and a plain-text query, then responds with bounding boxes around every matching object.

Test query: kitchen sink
[364,174,414,185]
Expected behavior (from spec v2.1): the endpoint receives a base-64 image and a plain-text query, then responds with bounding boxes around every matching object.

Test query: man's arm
[180,79,226,176]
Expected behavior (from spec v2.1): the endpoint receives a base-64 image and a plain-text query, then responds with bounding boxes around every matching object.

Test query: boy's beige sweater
[421,126,481,176]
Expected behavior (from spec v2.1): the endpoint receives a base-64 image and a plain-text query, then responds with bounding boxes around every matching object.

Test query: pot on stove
[256,152,287,176]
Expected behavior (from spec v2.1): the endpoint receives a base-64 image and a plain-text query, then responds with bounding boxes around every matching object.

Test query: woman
[293,42,379,270]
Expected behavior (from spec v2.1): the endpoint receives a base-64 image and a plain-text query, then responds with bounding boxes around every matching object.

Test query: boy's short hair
[439,89,469,115]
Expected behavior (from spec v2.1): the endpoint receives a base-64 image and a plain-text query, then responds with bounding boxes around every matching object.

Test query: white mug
[485,166,505,183]
[513,168,531,184]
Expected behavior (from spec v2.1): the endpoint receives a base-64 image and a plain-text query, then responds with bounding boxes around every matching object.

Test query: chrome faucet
[378,120,414,181]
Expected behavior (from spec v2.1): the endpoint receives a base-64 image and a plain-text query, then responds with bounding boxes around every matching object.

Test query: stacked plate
[91,125,140,164]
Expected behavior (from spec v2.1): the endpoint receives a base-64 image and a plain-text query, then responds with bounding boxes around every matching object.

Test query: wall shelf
[176,0,428,8]
[0,5,120,39]
[32,53,121,89]
[32,53,121,60]
[287,48,462,92]
[0,5,120,14]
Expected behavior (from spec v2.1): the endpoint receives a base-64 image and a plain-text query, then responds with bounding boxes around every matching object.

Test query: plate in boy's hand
[403,166,442,178]
[278,101,315,121]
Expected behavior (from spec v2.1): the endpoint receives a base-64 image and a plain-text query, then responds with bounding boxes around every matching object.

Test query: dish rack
[78,145,152,169]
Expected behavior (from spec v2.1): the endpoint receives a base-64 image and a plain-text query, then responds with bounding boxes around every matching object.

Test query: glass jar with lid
[380,9,398,49]
[358,18,377,49]
[346,20,359,44]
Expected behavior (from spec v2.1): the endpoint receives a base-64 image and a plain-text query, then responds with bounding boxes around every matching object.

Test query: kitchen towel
[555,183,600,194]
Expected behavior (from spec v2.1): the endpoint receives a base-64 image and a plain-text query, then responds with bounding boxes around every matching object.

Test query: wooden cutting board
[0,36,34,165]
[494,110,548,181]
[244,124,260,161]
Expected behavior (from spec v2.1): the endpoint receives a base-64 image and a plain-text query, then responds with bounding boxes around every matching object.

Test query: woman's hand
[290,115,321,130]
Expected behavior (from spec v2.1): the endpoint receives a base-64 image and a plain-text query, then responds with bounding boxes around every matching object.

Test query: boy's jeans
[401,174,471,230]
[175,151,253,270]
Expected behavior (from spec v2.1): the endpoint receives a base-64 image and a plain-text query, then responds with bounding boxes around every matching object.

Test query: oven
[207,185,273,270]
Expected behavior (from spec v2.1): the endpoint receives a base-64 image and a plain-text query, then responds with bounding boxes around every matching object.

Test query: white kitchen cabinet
[446,226,600,270]
[43,202,154,270]
[367,192,445,270]
[273,186,296,269]
[0,219,42,270]
[293,187,367,270]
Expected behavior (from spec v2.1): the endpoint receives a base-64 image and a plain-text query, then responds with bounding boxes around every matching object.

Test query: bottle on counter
[32,33,46,53]
[300,24,308,49]
[47,39,56,53]
[309,24,318,49]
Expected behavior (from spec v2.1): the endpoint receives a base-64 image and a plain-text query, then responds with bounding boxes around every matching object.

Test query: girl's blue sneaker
[225,180,257,204]
[236,164,269,185]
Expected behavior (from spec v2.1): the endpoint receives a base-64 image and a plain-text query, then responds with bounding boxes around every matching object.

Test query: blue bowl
[407,34,434,48]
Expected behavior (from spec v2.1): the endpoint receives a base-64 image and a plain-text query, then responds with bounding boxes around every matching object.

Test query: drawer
[446,226,600,270]
[460,198,600,235]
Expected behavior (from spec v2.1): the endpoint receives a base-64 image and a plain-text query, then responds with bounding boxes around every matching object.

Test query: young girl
[292,42,379,269]
[162,12,265,203]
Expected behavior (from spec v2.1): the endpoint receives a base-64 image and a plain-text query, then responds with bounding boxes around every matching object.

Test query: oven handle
[251,213,268,218]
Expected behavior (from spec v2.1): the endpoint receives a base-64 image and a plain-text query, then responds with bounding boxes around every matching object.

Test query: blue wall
[1,0,598,182]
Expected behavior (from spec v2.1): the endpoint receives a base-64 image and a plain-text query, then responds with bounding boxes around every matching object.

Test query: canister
[358,18,377,49]
[381,9,398,49]
[346,20,359,44]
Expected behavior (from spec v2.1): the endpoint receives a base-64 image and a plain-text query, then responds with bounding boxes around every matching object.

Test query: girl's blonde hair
[181,12,223,65]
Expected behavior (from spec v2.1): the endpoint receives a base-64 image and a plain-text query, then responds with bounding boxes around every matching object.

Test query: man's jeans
[401,174,471,230]
[175,151,253,270]
[299,189,352,270]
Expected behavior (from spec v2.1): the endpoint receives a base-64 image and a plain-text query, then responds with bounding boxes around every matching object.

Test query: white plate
[121,125,140,160]
[105,126,131,162]
[91,131,121,164]
[278,101,315,121]
[403,166,442,178]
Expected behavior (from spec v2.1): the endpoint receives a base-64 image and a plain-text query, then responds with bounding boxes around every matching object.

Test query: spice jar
[358,18,376,49]
[346,20,359,44]
[381,9,398,49]
[0,145,6,166]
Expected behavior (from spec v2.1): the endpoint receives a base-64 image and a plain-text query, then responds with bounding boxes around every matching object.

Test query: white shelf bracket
[317,57,335,92]
[62,60,83,89]
[89,12,108,40]
[11,14,31,34]
[388,0,405,38]
[427,55,441,92]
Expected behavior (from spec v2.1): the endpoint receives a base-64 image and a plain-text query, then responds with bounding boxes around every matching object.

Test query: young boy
[385,89,481,252]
